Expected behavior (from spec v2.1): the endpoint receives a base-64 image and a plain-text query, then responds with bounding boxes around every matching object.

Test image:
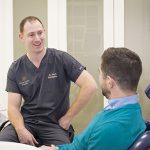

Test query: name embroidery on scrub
[48,73,58,79]
[19,76,30,86]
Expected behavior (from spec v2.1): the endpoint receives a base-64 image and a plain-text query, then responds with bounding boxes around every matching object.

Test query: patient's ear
[106,75,115,89]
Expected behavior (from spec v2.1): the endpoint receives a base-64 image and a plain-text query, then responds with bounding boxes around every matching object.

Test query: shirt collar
[104,94,139,111]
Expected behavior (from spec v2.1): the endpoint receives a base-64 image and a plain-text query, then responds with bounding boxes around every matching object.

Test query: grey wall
[13,0,47,60]
[125,0,150,119]
[67,0,103,133]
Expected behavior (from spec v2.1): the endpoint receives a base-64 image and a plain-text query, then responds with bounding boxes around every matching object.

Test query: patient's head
[99,47,142,99]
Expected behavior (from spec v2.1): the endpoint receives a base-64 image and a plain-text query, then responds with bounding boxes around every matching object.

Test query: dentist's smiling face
[19,20,46,54]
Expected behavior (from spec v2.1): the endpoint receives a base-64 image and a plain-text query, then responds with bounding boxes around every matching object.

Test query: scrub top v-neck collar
[25,48,48,71]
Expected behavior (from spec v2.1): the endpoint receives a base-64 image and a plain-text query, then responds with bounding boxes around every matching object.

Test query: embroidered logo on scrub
[48,73,58,79]
[19,76,30,86]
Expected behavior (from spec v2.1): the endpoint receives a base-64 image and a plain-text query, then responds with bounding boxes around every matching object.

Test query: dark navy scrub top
[6,48,85,123]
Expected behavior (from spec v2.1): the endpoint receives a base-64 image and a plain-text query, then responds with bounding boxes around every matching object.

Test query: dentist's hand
[58,115,71,130]
[16,127,38,146]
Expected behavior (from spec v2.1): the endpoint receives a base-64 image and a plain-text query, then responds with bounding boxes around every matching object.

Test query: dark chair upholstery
[128,121,150,150]
[145,84,150,99]
[128,131,150,150]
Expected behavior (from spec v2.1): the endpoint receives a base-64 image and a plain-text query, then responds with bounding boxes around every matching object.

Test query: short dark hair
[20,16,44,33]
[101,47,142,91]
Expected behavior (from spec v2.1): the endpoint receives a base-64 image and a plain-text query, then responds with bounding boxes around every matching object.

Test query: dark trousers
[0,120,74,146]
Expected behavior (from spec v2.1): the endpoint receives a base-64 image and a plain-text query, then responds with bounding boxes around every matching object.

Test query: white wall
[48,0,67,51]
[103,0,124,106]
[0,0,13,115]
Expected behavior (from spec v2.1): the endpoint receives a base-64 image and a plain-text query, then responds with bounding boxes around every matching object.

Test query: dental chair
[128,121,150,150]
[128,85,150,150]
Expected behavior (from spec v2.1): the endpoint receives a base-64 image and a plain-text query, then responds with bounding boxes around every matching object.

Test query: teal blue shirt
[58,95,146,150]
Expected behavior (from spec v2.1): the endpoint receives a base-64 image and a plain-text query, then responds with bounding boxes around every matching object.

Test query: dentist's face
[19,20,46,54]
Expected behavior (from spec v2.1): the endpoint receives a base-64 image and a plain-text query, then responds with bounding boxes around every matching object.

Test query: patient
[40,47,146,150]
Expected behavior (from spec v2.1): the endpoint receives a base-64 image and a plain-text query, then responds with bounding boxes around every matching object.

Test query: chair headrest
[129,131,150,150]
[145,84,150,99]
[145,120,150,131]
